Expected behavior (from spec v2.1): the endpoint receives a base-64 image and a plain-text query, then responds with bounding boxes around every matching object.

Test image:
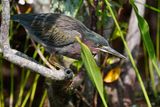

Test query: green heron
[12,13,125,61]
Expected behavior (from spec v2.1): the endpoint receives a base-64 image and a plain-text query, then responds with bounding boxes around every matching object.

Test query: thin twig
[74,89,91,107]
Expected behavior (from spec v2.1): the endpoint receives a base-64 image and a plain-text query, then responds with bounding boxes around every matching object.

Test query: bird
[12,13,126,60]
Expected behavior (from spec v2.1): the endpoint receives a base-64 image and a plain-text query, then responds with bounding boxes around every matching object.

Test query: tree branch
[0,0,73,80]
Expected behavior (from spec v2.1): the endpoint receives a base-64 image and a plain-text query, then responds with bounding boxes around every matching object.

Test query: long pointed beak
[97,46,126,59]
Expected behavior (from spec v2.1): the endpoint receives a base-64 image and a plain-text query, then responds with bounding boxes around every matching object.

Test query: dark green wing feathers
[12,14,82,47]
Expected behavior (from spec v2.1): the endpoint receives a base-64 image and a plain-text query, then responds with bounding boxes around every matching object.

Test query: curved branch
[0,0,73,81]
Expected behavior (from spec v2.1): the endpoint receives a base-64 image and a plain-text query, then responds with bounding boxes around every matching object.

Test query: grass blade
[0,57,4,107]
[76,37,108,107]
[157,1,160,60]
[9,64,14,107]
[104,0,152,106]
[39,89,47,107]
[29,74,40,107]
[130,0,160,76]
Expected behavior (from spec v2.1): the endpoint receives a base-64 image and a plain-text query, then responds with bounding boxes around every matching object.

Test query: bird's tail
[11,14,19,21]
[11,14,35,32]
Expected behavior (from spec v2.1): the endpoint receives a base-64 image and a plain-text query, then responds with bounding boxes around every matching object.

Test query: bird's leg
[31,39,58,70]
[49,54,65,70]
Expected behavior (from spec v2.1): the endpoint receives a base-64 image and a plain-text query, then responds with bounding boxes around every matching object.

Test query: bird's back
[12,13,88,35]
[12,13,88,47]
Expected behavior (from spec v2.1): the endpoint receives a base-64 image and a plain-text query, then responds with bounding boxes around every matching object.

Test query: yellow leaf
[104,67,121,83]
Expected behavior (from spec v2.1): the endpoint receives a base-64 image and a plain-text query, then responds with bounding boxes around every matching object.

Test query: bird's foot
[49,54,65,69]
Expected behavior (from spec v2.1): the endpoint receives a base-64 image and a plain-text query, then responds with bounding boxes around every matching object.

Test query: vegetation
[0,0,160,107]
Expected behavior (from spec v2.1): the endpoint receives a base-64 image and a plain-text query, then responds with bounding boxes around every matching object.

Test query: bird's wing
[43,28,82,47]
[12,13,82,47]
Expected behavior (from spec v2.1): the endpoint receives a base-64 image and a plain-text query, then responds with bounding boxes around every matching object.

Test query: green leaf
[105,0,152,106]
[72,60,83,71]
[130,0,160,76]
[76,37,108,107]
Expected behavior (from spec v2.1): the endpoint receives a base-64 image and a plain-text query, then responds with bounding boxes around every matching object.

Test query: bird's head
[84,31,109,46]
[84,31,126,59]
